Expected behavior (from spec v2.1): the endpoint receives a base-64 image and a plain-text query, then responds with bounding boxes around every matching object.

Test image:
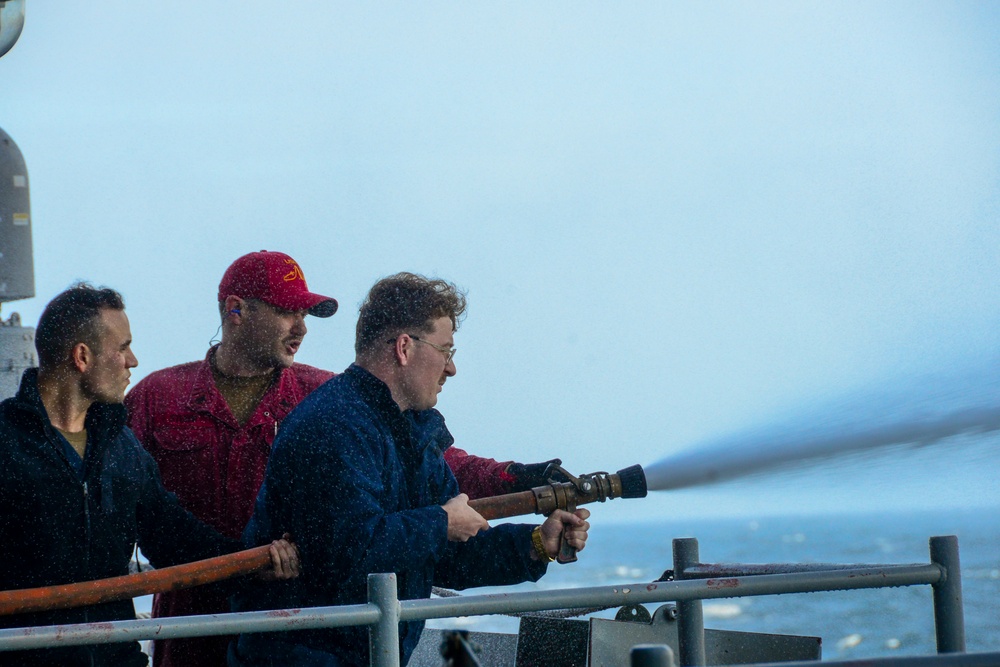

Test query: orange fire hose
[0,545,273,617]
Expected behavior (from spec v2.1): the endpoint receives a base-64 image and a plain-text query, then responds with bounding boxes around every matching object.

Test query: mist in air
[638,361,1000,519]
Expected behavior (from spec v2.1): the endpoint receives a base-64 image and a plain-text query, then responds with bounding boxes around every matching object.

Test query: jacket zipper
[83,480,95,666]
[82,481,92,571]
[82,482,92,617]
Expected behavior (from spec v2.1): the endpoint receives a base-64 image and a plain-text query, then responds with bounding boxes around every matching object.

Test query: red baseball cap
[218,251,338,317]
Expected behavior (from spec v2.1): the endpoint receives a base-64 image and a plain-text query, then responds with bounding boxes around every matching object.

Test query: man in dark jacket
[229,272,590,667]
[0,284,298,667]
[126,251,562,667]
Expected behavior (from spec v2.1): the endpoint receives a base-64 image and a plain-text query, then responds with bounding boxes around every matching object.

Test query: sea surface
[135,507,998,660]
[426,507,1000,660]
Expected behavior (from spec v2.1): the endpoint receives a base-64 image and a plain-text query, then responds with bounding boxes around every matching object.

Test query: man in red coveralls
[126,251,561,667]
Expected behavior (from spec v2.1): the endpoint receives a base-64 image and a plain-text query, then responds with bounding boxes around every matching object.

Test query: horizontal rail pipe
[0,604,379,652]
[400,564,942,621]
[0,562,945,653]
[681,562,931,578]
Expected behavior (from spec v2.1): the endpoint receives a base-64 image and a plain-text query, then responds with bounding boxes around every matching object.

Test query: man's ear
[393,334,414,367]
[224,296,245,323]
[71,342,92,373]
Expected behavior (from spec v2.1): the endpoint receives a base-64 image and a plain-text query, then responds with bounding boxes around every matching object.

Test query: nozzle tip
[616,464,648,498]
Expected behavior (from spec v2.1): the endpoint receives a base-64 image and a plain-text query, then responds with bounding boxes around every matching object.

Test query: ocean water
[427,507,1000,660]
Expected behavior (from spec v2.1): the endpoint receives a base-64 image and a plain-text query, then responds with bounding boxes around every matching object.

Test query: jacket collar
[11,367,49,424]
[344,363,419,444]
[11,367,128,442]
[344,363,403,420]
[342,365,455,456]
[187,346,301,424]
[405,408,454,453]
[186,346,234,418]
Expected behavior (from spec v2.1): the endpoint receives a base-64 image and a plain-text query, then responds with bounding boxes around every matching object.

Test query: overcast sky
[1,2,998,520]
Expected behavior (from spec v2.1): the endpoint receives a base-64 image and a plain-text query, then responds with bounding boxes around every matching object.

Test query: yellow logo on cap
[283,259,305,282]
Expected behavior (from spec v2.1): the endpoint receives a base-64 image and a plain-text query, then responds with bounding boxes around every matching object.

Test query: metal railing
[671,535,964,666]
[0,535,969,667]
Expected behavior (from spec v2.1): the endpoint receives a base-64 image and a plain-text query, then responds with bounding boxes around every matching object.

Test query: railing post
[673,538,706,667]
[631,643,676,667]
[368,573,400,667]
[929,535,966,653]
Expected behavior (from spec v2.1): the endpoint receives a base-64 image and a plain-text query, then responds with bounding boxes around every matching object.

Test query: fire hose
[0,545,273,617]
[0,464,646,616]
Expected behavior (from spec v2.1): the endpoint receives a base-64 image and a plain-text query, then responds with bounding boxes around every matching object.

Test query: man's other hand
[537,508,590,560]
[442,493,489,542]
[505,458,564,492]
[260,533,300,581]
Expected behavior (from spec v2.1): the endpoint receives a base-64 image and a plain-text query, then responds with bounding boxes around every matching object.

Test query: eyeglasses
[411,335,458,365]
[387,334,456,364]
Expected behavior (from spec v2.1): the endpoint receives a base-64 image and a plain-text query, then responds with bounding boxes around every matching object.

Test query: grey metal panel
[588,607,820,667]
[409,629,518,667]
[0,126,34,302]
[516,617,590,667]
[589,608,679,667]
[0,0,26,59]
[704,629,821,665]
[0,321,34,399]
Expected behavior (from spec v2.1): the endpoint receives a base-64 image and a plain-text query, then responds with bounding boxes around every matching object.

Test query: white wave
[836,633,863,650]
[612,565,646,579]
[703,603,742,619]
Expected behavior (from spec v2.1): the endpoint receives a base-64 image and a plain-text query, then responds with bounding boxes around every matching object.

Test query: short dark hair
[355,272,467,356]
[35,283,126,369]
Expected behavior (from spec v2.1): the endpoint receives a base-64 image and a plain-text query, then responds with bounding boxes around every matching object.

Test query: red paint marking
[706,578,740,589]
[646,584,658,591]
[267,609,301,618]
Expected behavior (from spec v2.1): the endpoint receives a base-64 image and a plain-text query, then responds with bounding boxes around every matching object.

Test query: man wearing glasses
[228,272,591,667]
[126,253,562,667]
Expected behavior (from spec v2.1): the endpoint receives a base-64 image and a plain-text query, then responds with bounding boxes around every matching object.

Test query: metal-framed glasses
[388,334,456,364]
[410,335,457,364]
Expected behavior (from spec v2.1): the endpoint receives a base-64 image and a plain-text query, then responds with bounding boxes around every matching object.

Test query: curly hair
[35,283,125,369]
[355,272,467,356]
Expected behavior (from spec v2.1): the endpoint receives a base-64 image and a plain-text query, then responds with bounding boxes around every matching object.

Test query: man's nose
[444,357,456,377]
[126,350,139,368]
[292,314,307,336]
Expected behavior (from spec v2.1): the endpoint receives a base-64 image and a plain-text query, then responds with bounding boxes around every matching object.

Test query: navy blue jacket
[231,365,546,667]
[0,369,241,667]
